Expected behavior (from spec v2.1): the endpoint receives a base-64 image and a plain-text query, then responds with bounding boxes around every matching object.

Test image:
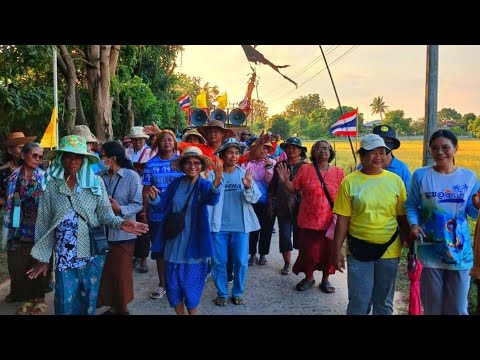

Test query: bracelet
[140,212,147,215]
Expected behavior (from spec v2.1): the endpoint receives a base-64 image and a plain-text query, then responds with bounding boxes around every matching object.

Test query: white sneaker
[150,287,166,299]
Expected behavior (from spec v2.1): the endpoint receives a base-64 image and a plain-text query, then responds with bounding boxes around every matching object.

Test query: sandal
[150,287,166,300]
[319,281,336,294]
[296,278,315,292]
[258,256,268,266]
[138,263,149,273]
[15,302,35,315]
[31,302,47,315]
[231,297,244,305]
[213,296,228,306]
[280,264,291,275]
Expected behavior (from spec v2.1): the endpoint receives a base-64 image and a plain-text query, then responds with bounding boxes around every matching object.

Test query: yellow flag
[40,107,57,149]
[217,92,228,109]
[195,91,207,109]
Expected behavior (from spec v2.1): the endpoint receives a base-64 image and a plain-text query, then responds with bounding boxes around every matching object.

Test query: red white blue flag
[178,93,190,111]
[329,109,357,137]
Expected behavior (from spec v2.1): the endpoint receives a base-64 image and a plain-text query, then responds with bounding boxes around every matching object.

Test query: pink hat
[123,136,132,143]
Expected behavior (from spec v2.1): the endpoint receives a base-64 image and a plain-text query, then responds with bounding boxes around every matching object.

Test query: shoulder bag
[313,163,337,240]
[163,181,198,241]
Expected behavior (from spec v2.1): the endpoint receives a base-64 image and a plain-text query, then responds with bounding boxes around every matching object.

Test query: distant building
[363,120,383,129]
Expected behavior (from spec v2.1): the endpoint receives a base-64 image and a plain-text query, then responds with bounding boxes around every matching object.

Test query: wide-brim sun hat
[48,135,99,163]
[127,126,149,139]
[171,146,212,171]
[214,137,247,155]
[280,137,307,153]
[71,125,99,143]
[182,129,207,144]
[1,132,37,148]
[197,120,235,140]
[359,134,391,152]
[372,124,400,150]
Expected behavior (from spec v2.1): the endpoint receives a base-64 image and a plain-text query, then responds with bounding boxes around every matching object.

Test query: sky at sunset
[177,45,480,123]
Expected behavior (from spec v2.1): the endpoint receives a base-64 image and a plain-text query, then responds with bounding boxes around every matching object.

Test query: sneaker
[227,272,234,284]
[150,287,166,299]
[248,255,258,266]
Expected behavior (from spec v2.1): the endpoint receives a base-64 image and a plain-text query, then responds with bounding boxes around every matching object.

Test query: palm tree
[370,96,389,121]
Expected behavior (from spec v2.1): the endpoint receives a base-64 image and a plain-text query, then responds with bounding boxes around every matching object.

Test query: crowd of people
[1,120,480,316]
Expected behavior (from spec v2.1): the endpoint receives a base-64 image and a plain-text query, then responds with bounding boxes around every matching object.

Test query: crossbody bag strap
[313,163,334,209]
[179,181,198,215]
[67,194,87,223]
[100,175,122,199]
[137,147,148,163]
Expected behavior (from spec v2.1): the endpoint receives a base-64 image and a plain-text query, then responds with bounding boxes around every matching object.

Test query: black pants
[249,202,273,256]
[134,213,150,258]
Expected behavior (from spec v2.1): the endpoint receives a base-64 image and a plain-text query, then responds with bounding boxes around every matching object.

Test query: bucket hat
[372,124,400,150]
[126,126,149,139]
[71,125,99,143]
[171,146,212,171]
[214,137,247,154]
[182,129,207,144]
[1,132,37,148]
[48,135,99,163]
[279,137,307,153]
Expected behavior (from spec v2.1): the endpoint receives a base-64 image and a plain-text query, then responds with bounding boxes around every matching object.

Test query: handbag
[67,195,110,256]
[347,229,399,262]
[313,163,336,240]
[163,182,197,241]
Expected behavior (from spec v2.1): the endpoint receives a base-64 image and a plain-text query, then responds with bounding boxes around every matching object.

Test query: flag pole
[355,107,359,152]
[53,45,58,149]
[319,45,356,165]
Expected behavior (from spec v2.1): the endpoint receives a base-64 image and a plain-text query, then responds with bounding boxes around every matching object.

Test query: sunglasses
[30,153,44,160]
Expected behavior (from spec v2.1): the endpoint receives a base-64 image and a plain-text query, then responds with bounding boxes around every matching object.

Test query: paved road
[0,226,402,315]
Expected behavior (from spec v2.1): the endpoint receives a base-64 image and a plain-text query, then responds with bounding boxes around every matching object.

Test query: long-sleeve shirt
[405,166,479,270]
[99,168,143,242]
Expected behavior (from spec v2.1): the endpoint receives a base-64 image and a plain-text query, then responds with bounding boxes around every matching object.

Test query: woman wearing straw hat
[147,146,223,315]
[27,135,148,315]
[0,132,37,210]
[2,142,49,314]
[208,137,261,306]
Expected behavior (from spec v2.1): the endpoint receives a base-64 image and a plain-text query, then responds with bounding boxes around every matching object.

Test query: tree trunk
[75,85,88,125]
[127,96,134,129]
[58,45,77,135]
[85,45,120,142]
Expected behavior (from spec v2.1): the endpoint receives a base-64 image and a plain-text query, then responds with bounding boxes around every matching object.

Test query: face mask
[97,159,110,171]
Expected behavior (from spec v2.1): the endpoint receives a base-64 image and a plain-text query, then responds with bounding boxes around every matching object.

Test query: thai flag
[178,93,190,111]
[329,109,357,137]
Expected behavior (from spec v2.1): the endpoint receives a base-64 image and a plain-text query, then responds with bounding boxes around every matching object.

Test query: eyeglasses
[184,161,202,167]
[30,153,44,160]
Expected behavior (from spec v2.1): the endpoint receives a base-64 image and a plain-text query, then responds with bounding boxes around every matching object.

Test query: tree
[284,94,325,118]
[467,115,480,137]
[269,116,290,139]
[462,113,477,135]
[384,110,412,135]
[0,45,55,140]
[370,96,389,121]
[251,99,268,132]
[410,118,424,136]
[437,107,461,128]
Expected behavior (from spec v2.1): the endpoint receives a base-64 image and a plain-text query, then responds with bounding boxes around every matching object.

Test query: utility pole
[423,45,439,166]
